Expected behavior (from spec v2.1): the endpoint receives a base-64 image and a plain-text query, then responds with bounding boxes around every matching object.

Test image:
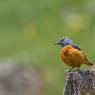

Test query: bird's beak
[53,42,60,45]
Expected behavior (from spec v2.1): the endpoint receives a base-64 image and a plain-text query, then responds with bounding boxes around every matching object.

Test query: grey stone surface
[64,66,95,95]
[0,60,43,95]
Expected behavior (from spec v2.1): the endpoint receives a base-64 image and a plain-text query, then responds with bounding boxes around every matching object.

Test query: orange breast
[60,45,85,68]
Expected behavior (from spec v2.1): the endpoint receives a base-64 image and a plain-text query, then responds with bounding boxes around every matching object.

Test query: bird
[54,37,93,71]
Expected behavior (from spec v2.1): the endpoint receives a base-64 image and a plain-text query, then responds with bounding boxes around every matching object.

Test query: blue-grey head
[54,37,74,47]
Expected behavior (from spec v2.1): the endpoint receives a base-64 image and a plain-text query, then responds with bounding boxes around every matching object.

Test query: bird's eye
[59,39,64,43]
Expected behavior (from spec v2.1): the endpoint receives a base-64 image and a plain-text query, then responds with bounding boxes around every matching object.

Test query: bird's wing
[71,46,93,66]
[72,44,81,50]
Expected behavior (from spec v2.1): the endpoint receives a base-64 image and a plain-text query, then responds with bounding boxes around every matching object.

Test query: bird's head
[54,37,74,47]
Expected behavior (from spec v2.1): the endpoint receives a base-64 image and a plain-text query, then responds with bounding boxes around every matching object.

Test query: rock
[64,65,95,95]
[0,60,43,95]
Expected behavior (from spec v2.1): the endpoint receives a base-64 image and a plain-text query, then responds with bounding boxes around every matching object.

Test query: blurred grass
[0,0,95,95]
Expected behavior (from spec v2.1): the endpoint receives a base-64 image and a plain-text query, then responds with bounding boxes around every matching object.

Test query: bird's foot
[65,68,73,74]
[68,68,73,72]
[76,68,81,72]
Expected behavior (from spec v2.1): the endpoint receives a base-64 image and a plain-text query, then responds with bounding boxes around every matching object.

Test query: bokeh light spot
[64,12,87,31]
[22,24,37,40]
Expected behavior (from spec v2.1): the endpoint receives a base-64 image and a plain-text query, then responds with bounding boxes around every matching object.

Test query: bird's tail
[85,59,94,66]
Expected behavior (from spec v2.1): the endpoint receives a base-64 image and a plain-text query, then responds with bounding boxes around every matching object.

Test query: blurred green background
[0,0,95,95]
